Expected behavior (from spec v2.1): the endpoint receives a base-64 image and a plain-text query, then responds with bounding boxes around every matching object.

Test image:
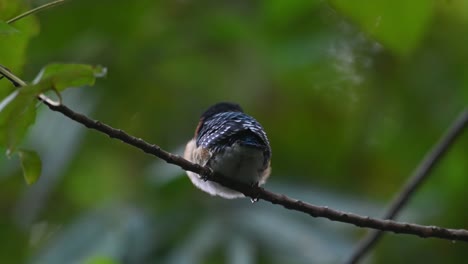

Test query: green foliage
[0,0,39,99]
[0,89,38,152]
[31,63,107,92]
[0,63,105,184]
[18,149,41,184]
[0,64,104,150]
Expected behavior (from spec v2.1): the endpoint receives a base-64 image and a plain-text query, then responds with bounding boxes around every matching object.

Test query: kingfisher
[184,102,272,199]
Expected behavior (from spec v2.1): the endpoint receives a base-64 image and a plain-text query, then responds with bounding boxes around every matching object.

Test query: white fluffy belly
[184,139,266,199]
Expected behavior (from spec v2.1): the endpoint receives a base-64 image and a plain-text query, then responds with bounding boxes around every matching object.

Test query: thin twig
[0,66,26,86]
[7,0,67,24]
[1,67,468,242]
[346,108,468,264]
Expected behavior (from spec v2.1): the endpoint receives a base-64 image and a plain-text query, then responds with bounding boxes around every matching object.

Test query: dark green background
[1,0,467,263]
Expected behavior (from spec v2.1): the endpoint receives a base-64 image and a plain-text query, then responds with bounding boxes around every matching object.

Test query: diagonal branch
[7,0,67,24]
[346,108,468,264]
[1,66,468,243]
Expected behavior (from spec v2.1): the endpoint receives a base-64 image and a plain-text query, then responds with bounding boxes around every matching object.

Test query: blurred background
[1,0,467,263]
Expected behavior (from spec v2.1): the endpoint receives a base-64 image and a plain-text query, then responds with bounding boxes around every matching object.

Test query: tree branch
[1,67,468,243]
[346,108,468,264]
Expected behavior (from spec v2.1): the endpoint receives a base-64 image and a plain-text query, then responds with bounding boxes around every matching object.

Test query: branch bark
[346,108,468,264]
[1,67,468,243]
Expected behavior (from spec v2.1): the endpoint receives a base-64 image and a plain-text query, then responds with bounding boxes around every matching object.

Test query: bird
[184,102,271,199]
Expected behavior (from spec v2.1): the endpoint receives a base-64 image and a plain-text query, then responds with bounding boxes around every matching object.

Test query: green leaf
[0,75,53,152]
[330,0,434,56]
[0,2,40,100]
[0,89,38,152]
[32,63,107,92]
[0,21,19,35]
[18,149,42,185]
[0,63,105,153]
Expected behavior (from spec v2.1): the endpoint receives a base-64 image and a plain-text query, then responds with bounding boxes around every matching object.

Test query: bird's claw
[250,182,260,203]
[200,174,209,182]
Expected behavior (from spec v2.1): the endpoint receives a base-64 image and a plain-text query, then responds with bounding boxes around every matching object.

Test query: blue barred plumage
[184,102,272,199]
[196,111,271,165]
